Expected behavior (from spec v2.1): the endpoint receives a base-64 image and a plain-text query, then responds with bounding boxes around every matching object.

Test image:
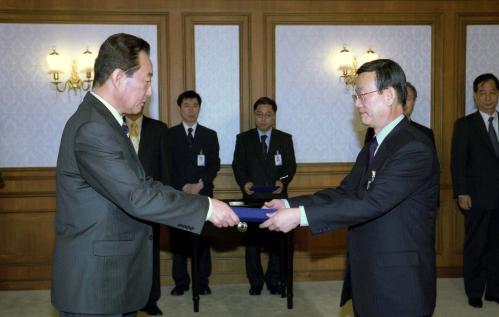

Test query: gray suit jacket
[52,92,208,314]
[289,119,439,317]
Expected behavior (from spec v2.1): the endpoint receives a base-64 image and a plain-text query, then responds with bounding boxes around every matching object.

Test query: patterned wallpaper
[0,24,158,167]
[195,25,240,164]
[275,25,432,163]
[466,25,499,115]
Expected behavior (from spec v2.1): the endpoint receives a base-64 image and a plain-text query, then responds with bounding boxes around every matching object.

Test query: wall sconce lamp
[47,47,95,93]
[336,46,379,88]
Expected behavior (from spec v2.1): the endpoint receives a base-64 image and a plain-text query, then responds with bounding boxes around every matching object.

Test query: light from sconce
[47,47,94,93]
[337,46,357,88]
[336,45,379,89]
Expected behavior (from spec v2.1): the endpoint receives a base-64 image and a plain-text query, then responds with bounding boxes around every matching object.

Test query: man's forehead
[255,104,274,112]
[356,72,376,89]
[477,80,497,91]
[182,98,199,105]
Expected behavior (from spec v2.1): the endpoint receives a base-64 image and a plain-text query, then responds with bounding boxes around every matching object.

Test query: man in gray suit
[52,33,239,317]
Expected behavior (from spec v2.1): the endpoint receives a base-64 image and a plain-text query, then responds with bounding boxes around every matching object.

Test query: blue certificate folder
[233,207,276,222]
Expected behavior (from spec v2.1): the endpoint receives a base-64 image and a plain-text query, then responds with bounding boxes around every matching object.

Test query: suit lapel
[252,129,267,163]
[472,111,498,156]
[87,93,144,174]
[194,124,202,147]
[137,116,149,159]
[360,119,409,185]
[268,130,278,159]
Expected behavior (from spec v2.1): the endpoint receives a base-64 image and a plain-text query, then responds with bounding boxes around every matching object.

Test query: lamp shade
[359,48,378,67]
[337,46,353,72]
[46,47,64,73]
[79,48,95,72]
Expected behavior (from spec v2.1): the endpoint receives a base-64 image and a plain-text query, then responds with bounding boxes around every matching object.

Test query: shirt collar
[126,115,143,136]
[90,91,123,126]
[257,128,272,138]
[182,121,198,135]
[374,114,405,148]
[479,110,498,123]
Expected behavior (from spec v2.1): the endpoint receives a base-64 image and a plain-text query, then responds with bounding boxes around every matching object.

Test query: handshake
[207,199,301,233]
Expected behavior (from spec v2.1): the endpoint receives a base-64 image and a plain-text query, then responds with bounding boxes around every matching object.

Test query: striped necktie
[488,116,499,157]
[367,136,378,166]
[121,116,129,135]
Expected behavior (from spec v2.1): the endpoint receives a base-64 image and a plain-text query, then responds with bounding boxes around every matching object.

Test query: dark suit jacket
[364,120,435,146]
[232,128,296,201]
[289,118,439,317]
[52,92,208,314]
[138,116,170,185]
[451,111,499,210]
[168,123,220,197]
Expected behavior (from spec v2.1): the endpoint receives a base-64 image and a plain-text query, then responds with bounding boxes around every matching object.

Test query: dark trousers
[170,227,211,288]
[244,223,281,289]
[463,205,499,298]
[355,315,431,317]
[143,223,161,308]
[59,312,137,317]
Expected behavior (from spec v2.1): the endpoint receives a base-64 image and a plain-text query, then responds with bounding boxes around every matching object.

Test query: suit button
[149,234,153,240]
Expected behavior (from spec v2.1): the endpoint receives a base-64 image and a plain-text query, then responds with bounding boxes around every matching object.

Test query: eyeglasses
[352,89,380,103]
[255,112,274,119]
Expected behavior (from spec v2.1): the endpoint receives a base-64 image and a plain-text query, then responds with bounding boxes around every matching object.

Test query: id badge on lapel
[197,150,205,167]
[274,150,282,166]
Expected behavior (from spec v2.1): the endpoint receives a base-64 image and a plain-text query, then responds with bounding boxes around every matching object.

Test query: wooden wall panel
[2,0,499,290]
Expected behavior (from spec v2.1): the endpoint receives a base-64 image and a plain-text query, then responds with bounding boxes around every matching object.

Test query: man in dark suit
[126,111,170,315]
[262,59,439,317]
[232,97,296,295]
[52,33,239,317]
[451,73,499,308]
[168,90,220,296]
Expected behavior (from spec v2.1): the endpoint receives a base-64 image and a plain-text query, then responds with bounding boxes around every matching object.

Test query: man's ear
[110,68,126,89]
[384,87,397,106]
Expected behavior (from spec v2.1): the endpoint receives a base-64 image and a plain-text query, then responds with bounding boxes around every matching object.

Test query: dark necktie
[261,135,268,159]
[188,127,194,147]
[488,116,499,157]
[121,116,129,135]
[367,136,378,166]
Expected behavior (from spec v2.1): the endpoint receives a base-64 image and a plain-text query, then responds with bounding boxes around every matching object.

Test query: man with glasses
[261,59,439,317]
[232,96,296,296]
[451,73,499,308]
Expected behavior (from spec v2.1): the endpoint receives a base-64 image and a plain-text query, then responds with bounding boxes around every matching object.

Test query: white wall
[0,23,158,167]
[195,25,240,164]
[275,25,432,163]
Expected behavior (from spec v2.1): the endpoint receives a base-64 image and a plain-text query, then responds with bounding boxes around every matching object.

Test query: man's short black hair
[253,97,277,112]
[177,90,202,106]
[473,73,499,92]
[357,59,407,106]
[93,33,150,88]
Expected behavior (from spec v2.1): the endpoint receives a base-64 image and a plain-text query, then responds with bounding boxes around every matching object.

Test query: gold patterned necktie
[130,122,139,154]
